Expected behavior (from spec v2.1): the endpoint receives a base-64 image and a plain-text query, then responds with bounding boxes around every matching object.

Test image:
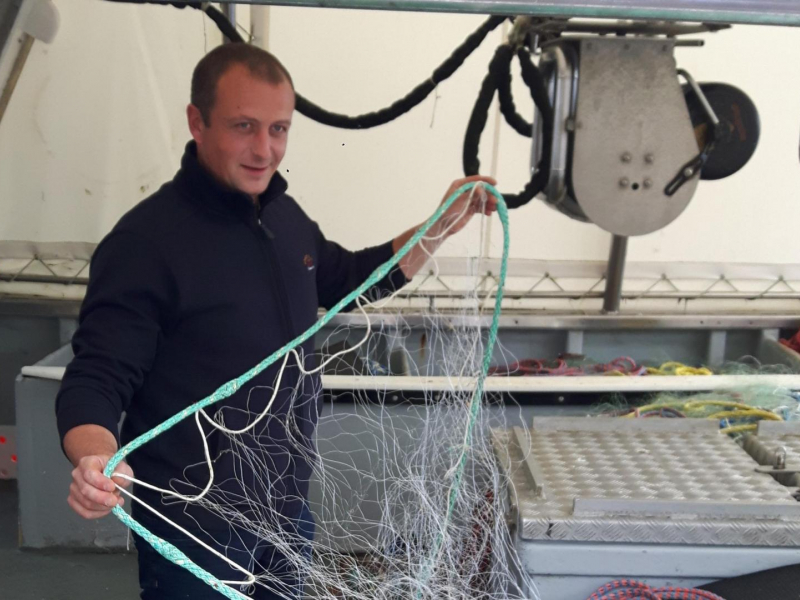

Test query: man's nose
[252,128,272,161]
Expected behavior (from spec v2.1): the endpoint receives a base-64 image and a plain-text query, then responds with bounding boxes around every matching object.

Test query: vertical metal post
[58,318,78,346]
[565,330,584,355]
[706,330,727,368]
[602,235,628,313]
[222,4,237,43]
[0,33,34,129]
[251,5,270,50]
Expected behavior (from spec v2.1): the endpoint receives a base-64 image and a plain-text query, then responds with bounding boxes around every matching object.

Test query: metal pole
[222,4,237,43]
[602,235,628,313]
[0,33,34,130]
[251,5,270,50]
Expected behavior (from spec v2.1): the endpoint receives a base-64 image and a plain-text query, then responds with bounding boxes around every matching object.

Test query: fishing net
[103,183,540,600]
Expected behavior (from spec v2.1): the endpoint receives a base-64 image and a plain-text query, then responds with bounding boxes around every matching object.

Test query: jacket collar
[173,141,288,220]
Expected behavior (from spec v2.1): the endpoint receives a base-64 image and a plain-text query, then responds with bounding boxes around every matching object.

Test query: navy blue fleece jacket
[56,142,407,533]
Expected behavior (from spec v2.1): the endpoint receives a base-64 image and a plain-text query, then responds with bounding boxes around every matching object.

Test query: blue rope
[105,182,510,598]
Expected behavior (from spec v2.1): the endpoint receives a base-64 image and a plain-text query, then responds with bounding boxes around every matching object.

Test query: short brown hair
[191,43,294,125]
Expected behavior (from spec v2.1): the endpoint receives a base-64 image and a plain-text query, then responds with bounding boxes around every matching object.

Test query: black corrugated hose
[108,1,506,129]
[462,44,553,209]
[106,1,551,208]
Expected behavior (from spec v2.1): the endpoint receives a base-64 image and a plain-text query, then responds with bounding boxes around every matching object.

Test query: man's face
[188,64,295,200]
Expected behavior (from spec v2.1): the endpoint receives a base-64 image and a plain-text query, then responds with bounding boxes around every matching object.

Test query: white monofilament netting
[111,186,539,600]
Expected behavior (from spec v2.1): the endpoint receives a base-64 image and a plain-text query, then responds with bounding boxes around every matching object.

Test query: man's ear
[187,104,205,143]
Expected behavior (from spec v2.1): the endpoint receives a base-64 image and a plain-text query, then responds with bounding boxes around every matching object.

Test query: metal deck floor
[0,480,139,600]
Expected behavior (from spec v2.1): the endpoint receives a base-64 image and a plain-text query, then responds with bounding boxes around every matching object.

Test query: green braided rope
[414,182,508,594]
[105,182,510,599]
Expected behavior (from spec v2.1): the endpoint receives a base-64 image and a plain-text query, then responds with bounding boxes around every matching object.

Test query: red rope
[488,356,645,377]
[780,329,800,354]
[587,580,727,600]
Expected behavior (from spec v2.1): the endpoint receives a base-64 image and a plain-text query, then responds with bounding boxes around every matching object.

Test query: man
[57,42,497,599]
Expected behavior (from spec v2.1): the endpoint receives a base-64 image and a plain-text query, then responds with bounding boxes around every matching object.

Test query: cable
[295,15,507,129]
[203,3,242,43]
[109,1,549,210]
[495,45,533,137]
[106,1,243,40]
[462,45,508,177]
[109,1,506,129]
[506,48,553,209]
[462,45,553,210]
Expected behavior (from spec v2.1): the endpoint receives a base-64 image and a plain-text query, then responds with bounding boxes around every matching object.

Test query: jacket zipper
[254,215,294,344]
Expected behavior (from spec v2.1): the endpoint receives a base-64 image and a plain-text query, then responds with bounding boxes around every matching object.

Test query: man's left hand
[435,175,499,239]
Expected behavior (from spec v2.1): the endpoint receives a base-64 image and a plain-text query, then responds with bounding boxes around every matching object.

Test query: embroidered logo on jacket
[303,254,315,271]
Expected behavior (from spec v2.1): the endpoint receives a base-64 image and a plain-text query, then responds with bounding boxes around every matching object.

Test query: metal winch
[524,20,760,236]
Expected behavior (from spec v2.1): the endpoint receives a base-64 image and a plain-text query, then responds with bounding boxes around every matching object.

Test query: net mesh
[104,183,540,600]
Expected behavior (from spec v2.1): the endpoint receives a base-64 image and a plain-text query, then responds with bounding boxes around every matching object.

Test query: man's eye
[236,122,252,131]
[272,125,287,134]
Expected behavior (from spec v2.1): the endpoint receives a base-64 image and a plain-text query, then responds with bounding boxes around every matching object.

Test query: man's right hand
[67,455,133,519]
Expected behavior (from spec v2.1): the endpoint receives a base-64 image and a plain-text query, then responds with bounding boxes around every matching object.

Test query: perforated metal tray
[492,418,800,546]
[742,422,800,488]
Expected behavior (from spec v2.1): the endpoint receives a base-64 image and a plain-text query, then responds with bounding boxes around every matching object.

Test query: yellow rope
[622,399,784,436]
[707,409,782,422]
[719,424,758,435]
[645,361,713,376]
[597,362,789,435]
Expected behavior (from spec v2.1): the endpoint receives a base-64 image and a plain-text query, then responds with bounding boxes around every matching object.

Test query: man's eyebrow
[225,115,257,123]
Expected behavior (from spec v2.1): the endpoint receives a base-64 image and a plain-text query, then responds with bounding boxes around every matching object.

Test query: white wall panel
[0,1,798,268]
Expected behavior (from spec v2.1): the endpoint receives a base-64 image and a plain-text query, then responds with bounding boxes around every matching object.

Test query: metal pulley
[529,22,759,236]
[683,82,760,181]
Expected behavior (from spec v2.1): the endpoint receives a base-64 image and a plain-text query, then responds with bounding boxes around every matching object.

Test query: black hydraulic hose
[462,46,507,177]
[294,15,507,129]
[505,48,553,209]
[495,46,532,137]
[204,4,243,43]
[106,2,246,42]
[108,1,552,210]
[107,1,505,129]
[463,46,553,209]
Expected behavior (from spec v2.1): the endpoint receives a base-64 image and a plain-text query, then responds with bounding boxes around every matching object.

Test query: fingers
[472,193,497,212]
[67,493,114,519]
[111,461,134,489]
[72,470,123,507]
[83,463,116,493]
[70,487,123,516]
[457,174,497,187]
[449,176,501,205]
[69,480,123,511]
[468,188,498,215]
[447,177,493,197]
[68,456,131,520]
